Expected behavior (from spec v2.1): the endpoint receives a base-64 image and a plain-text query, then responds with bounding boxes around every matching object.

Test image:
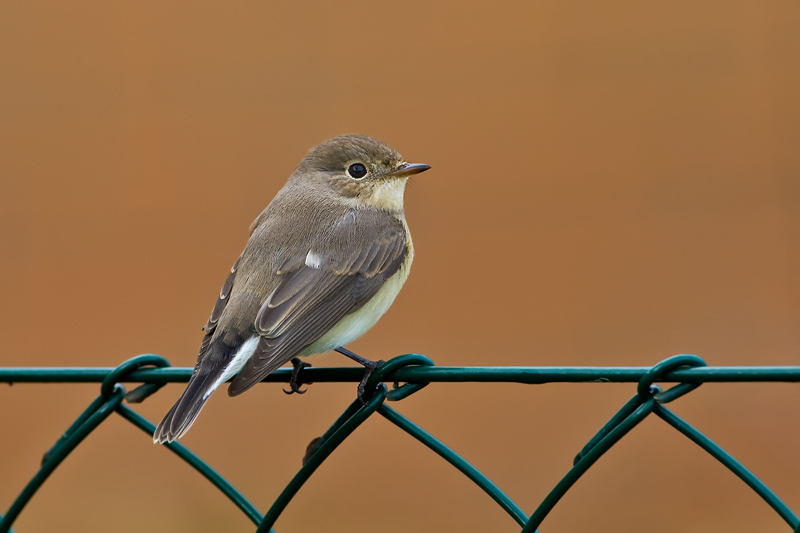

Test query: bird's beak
[386,162,431,178]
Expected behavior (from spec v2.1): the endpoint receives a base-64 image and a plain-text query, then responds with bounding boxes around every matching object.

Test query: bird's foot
[334,347,385,403]
[283,357,312,395]
[356,359,385,403]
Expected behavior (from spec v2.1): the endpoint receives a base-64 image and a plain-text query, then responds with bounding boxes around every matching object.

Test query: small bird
[153,135,429,443]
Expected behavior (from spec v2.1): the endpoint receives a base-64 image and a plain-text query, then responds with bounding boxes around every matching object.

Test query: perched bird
[153,135,430,443]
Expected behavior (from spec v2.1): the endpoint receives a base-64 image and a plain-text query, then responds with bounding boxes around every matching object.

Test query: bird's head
[295,134,430,212]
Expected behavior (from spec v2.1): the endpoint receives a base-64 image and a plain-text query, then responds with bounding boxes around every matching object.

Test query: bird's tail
[152,367,220,443]
[153,332,257,443]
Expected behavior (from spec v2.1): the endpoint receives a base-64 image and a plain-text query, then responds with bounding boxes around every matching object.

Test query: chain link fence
[2,353,799,532]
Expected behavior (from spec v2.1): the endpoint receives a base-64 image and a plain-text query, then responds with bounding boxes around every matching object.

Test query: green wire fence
[1,353,799,532]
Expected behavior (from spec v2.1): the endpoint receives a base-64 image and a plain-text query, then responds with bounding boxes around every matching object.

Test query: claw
[356,359,385,403]
[284,357,311,395]
[283,383,307,395]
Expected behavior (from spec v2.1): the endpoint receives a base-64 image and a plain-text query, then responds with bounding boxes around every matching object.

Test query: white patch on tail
[204,335,259,400]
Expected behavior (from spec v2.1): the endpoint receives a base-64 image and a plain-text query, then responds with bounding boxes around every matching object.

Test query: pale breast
[299,252,412,356]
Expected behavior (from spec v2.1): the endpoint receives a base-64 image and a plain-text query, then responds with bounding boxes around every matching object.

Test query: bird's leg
[334,347,385,402]
[283,357,312,395]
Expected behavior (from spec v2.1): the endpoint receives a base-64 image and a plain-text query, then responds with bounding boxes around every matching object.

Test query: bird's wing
[196,255,241,362]
[227,212,407,396]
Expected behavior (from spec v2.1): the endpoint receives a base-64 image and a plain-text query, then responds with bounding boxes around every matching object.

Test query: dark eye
[347,163,368,179]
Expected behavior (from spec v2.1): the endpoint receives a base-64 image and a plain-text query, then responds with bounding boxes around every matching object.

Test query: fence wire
[1,353,799,532]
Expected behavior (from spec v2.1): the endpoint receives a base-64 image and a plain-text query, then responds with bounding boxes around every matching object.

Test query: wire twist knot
[360,353,435,402]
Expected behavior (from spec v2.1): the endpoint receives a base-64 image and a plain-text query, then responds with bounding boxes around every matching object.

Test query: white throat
[368,178,408,212]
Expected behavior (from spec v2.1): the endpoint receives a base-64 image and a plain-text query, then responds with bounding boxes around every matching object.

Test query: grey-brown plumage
[153,135,429,443]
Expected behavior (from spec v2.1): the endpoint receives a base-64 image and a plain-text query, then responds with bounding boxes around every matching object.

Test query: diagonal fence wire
[1,353,799,532]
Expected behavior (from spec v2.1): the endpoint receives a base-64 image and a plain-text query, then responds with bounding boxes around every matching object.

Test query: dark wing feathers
[258,271,350,337]
[227,217,407,396]
[198,256,241,360]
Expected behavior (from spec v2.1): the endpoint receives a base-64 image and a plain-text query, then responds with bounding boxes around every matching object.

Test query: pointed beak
[386,162,431,178]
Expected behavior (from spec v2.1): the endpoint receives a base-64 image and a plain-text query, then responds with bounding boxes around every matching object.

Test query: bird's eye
[347,163,368,179]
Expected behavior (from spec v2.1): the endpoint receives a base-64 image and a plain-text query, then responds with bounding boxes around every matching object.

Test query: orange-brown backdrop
[1,2,799,532]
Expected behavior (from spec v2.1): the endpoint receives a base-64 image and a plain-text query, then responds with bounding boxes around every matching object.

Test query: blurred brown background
[1,1,799,532]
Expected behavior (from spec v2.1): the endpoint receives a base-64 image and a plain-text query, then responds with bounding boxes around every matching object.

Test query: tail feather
[153,370,219,443]
[153,333,257,443]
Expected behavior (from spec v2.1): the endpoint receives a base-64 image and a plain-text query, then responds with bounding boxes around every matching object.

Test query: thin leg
[283,357,311,395]
[334,347,385,401]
